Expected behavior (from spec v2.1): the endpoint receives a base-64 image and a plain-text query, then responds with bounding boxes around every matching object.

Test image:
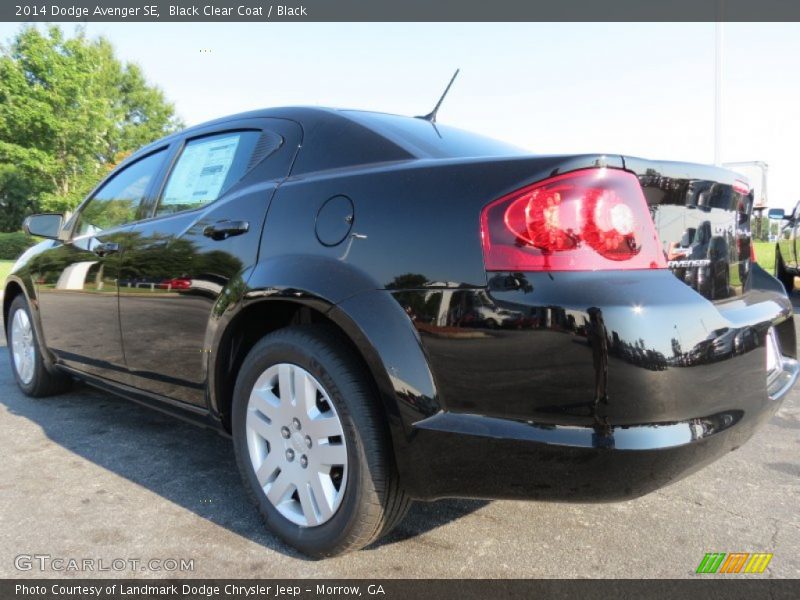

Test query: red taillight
[750,243,756,262]
[480,168,667,271]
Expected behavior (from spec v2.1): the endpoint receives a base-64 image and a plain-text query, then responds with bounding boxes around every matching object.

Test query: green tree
[0,25,182,231]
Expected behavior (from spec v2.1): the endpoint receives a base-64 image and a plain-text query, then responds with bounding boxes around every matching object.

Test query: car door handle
[93,242,120,257]
[203,220,249,241]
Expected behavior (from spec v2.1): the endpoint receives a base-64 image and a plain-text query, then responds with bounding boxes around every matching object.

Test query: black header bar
[4,0,800,23]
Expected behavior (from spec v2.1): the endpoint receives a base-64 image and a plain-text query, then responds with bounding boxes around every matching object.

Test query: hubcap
[245,363,347,527]
[10,308,35,385]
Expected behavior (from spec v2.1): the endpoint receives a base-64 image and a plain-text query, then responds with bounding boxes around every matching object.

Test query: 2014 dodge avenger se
[4,107,798,557]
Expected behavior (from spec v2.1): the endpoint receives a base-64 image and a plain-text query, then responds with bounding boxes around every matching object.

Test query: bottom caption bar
[3,579,799,600]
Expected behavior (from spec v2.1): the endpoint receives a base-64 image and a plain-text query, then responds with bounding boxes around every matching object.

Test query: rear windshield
[342,111,526,159]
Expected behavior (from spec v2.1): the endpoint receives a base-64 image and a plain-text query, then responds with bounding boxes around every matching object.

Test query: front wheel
[231,325,410,558]
[775,249,795,293]
[6,295,71,397]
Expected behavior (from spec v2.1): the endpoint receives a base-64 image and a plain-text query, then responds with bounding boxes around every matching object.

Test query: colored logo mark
[696,552,773,574]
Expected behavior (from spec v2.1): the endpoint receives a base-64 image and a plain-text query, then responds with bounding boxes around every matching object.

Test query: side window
[76,149,166,237]
[156,130,268,217]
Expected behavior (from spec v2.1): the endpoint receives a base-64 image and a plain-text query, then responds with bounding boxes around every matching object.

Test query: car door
[32,148,169,382]
[119,118,301,407]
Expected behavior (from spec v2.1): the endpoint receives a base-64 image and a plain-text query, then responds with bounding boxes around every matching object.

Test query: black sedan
[4,107,798,557]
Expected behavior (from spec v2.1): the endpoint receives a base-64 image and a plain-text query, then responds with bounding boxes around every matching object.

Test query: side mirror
[22,213,63,239]
[767,208,786,220]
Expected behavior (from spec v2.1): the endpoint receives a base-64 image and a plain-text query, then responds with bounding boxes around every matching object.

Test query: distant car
[770,202,800,292]
[4,107,799,558]
[161,277,191,290]
[454,290,524,328]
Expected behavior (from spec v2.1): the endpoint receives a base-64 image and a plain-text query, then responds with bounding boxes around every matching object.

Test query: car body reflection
[389,268,785,451]
[641,172,753,301]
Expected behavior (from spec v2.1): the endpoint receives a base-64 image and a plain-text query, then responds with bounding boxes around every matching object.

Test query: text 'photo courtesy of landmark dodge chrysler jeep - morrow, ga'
[4,107,798,557]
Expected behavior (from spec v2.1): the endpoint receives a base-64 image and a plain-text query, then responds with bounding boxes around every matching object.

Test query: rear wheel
[6,295,71,397]
[775,249,795,293]
[231,325,410,557]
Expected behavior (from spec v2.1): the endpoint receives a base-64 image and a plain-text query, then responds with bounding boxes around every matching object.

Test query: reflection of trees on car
[117,232,243,290]
[79,198,140,234]
[387,274,440,323]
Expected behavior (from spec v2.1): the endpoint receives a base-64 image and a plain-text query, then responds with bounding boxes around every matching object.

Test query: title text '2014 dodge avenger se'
[4,107,798,557]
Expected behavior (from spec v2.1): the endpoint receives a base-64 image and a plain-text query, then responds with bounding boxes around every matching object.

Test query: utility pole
[714,20,723,166]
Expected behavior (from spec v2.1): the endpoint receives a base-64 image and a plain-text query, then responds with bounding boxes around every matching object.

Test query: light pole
[714,21,723,166]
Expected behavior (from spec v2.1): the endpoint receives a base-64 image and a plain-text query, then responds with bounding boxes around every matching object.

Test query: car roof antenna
[417,68,460,123]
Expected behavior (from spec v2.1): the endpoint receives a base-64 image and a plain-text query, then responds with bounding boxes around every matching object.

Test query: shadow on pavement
[0,335,486,558]
[369,499,490,550]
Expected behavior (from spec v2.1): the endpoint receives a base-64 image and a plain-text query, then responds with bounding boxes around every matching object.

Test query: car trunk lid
[622,156,754,302]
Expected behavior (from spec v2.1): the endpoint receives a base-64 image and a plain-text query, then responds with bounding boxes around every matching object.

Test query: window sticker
[161,134,241,207]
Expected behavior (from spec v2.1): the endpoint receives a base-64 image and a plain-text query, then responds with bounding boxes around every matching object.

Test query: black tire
[6,294,72,397]
[775,249,795,293]
[231,325,410,558]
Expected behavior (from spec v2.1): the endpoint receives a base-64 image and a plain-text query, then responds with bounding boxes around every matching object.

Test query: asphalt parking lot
[1,299,799,579]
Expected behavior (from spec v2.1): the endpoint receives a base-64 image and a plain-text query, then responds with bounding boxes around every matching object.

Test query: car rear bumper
[385,266,797,501]
[405,369,795,501]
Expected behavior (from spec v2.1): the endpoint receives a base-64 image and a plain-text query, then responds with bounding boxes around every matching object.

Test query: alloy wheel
[10,308,35,385]
[245,363,347,527]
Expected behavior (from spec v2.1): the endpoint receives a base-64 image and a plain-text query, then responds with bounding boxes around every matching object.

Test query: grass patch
[0,260,14,285]
[753,241,776,275]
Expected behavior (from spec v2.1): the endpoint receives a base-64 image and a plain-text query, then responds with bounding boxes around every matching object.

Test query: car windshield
[343,111,528,159]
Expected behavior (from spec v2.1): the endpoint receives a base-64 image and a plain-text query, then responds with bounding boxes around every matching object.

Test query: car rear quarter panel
[259,154,624,289]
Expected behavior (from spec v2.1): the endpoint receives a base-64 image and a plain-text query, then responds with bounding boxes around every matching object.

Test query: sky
[1,22,799,209]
